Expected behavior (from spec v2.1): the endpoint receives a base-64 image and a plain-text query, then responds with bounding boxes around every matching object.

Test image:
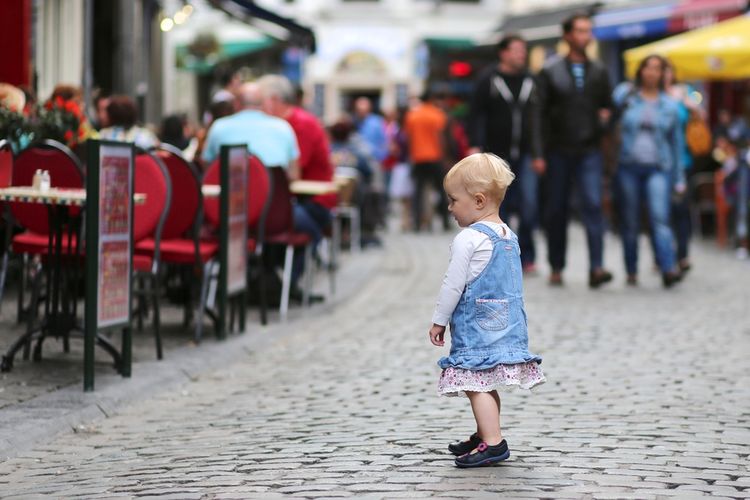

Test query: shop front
[305,25,412,124]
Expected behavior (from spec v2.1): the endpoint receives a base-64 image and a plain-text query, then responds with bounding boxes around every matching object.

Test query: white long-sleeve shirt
[432,222,509,326]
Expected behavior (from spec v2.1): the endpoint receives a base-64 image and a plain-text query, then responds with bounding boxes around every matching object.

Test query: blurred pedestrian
[429,153,544,468]
[384,107,413,231]
[537,12,614,288]
[99,95,158,150]
[467,34,543,274]
[353,97,389,230]
[353,96,388,165]
[405,90,449,231]
[612,55,684,288]
[664,60,704,274]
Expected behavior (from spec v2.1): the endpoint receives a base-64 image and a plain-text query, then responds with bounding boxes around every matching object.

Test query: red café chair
[132,150,171,359]
[137,144,218,342]
[264,167,313,322]
[202,155,271,324]
[7,140,84,326]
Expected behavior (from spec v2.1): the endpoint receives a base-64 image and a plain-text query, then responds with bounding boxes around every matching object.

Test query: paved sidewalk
[0,244,382,460]
[1,225,749,499]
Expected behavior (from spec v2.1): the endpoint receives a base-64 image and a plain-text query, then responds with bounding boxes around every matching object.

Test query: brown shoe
[549,271,563,286]
[626,274,638,286]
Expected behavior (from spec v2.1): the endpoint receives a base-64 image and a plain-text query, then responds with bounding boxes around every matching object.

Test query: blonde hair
[444,153,515,203]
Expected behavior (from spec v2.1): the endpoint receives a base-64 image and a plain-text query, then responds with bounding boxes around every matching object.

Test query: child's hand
[429,324,446,347]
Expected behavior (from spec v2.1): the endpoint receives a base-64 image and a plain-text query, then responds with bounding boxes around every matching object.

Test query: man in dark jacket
[537,12,613,288]
[467,34,543,273]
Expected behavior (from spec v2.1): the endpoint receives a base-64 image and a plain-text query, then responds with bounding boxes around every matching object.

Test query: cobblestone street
[1,225,748,499]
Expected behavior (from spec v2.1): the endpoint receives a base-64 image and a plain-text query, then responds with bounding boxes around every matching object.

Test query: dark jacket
[537,55,613,154]
[467,65,543,163]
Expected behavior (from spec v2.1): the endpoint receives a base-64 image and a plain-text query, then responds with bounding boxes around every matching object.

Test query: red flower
[54,96,64,108]
[64,130,74,141]
[78,127,85,138]
[45,101,53,110]
[64,101,77,113]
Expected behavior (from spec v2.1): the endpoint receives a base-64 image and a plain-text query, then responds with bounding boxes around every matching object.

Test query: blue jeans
[617,163,676,275]
[500,155,538,266]
[737,159,748,242]
[670,190,691,261]
[544,150,605,272]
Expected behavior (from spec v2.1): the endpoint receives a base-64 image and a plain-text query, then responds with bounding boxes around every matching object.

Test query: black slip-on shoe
[448,433,482,456]
[589,269,613,288]
[455,440,510,468]
[662,270,682,288]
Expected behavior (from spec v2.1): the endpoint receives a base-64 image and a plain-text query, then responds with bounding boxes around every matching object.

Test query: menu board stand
[84,140,135,391]
[215,144,249,339]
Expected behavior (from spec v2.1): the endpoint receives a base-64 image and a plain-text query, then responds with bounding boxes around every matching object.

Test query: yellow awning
[623,14,750,80]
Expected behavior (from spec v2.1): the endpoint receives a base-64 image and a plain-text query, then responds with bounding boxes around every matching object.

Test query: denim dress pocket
[475,298,509,331]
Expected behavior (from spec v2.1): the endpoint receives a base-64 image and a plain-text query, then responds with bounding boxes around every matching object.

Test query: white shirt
[432,222,509,326]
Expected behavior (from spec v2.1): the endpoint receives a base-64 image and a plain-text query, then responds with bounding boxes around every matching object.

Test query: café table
[0,187,145,372]
[201,179,340,199]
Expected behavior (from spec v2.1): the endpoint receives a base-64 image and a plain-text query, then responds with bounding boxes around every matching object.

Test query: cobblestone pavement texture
[0,225,748,499]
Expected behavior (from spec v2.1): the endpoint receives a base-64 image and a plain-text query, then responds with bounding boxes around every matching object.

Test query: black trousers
[412,162,449,231]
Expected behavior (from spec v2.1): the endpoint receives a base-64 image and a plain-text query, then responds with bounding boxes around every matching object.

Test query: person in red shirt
[258,75,334,298]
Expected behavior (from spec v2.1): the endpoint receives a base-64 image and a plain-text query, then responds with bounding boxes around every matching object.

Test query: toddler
[429,153,545,468]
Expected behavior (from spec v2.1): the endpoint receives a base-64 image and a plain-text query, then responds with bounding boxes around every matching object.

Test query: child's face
[445,178,478,227]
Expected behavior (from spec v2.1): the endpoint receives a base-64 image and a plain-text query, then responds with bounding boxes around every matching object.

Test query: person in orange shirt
[405,90,449,231]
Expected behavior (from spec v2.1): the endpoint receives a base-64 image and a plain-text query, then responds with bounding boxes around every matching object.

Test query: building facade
[2,0,163,126]
[262,0,505,123]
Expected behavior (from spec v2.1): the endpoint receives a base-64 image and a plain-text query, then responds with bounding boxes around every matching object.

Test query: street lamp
[160,17,175,32]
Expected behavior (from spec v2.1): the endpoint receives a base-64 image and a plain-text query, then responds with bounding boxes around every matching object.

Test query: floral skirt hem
[438,362,546,398]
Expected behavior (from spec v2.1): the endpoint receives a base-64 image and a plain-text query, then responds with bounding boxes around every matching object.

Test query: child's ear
[474,192,486,208]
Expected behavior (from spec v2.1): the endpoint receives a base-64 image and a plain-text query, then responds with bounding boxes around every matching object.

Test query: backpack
[685,115,712,156]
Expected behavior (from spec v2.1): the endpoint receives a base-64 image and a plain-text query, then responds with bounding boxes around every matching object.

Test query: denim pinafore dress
[438,223,542,372]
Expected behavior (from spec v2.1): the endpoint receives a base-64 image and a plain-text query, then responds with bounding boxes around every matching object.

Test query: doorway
[340,89,383,116]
